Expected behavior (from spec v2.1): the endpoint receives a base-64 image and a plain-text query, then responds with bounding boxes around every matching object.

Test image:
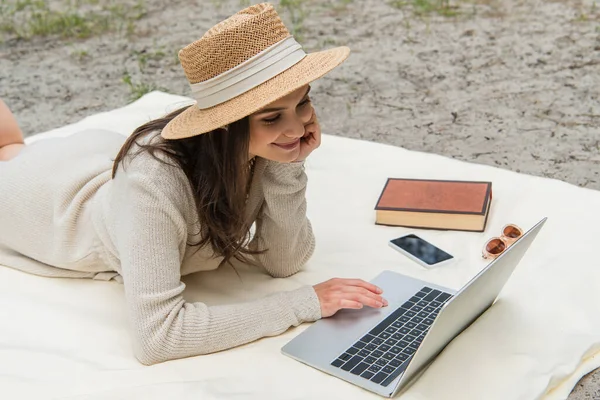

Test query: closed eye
[263,98,311,125]
[263,114,280,124]
[298,98,311,108]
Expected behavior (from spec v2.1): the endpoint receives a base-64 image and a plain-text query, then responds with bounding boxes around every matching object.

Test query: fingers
[0,99,25,147]
[314,277,389,318]
[347,292,387,308]
[338,278,383,294]
[294,108,320,163]
[341,285,388,307]
[339,299,364,309]
[311,125,321,148]
[303,122,320,149]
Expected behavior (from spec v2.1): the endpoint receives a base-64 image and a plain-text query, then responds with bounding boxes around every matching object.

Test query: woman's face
[248,84,313,163]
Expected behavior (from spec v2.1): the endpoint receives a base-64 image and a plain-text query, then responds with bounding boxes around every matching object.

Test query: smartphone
[388,234,454,268]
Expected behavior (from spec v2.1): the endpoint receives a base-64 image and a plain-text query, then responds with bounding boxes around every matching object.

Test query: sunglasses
[482,224,524,259]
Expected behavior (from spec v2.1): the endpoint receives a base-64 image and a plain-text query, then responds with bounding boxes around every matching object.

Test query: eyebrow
[253,86,311,115]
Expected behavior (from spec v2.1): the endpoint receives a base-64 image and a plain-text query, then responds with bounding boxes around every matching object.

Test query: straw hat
[161,2,350,140]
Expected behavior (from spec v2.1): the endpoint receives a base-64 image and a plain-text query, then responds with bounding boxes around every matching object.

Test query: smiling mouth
[273,139,300,150]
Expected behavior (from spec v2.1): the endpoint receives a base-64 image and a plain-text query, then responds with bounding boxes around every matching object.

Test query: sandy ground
[1,0,599,397]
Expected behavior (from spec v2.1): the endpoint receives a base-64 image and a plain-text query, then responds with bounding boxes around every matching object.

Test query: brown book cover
[374,178,492,232]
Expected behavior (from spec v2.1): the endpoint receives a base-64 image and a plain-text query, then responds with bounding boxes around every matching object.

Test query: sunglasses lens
[485,239,506,255]
[503,225,522,238]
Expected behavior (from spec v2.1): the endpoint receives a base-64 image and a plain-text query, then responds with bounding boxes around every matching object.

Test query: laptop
[282,217,547,397]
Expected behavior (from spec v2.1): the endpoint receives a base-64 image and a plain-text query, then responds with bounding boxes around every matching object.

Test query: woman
[0,3,387,365]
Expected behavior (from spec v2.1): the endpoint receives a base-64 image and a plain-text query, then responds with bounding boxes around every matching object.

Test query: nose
[283,117,305,139]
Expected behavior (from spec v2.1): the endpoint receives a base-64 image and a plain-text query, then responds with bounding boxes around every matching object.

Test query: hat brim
[161,46,350,140]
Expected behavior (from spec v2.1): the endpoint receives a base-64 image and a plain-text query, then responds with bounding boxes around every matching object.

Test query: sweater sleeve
[249,160,316,278]
[111,155,321,365]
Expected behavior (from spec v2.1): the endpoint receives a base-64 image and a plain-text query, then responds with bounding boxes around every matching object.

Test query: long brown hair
[111,105,262,266]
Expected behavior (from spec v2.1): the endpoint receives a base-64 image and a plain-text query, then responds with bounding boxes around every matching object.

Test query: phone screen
[390,234,453,265]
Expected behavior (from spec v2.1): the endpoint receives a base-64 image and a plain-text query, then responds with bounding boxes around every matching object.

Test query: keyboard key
[412,306,423,312]
[358,349,370,357]
[354,341,366,349]
[331,358,345,367]
[361,334,376,343]
[364,343,377,351]
[414,291,426,298]
[361,371,374,380]
[371,371,389,384]
[409,342,419,350]
[424,289,441,301]
[392,333,404,340]
[375,358,388,367]
[402,347,414,355]
[376,358,388,366]
[405,334,416,342]
[417,324,429,331]
[398,340,410,348]
[340,353,352,361]
[372,337,384,345]
[385,327,397,334]
[368,306,407,336]
[418,311,429,318]
[406,322,417,329]
[425,306,435,313]
[430,301,441,308]
[347,347,359,355]
[385,338,398,346]
[389,359,402,367]
[410,329,422,337]
[389,346,402,354]
[365,356,377,364]
[383,352,395,360]
[437,292,452,302]
[368,364,382,372]
[365,343,378,351]
[383,365,396,374]
[406,311,416,317]
[398,327,410,335]
[400,302,412,310]
[350,362,370,375]
[412,316,423,323]
[379,344,391,352]
[408,296,421,303]
[341,355,363,371]
[392,321,404,328]
[422,287,433,293]
[400,316,410,323]
[379,332,391,339]
[396,353,409,361]
[424,318,434,325]
[417,301,429,307]
[372,350,384,358]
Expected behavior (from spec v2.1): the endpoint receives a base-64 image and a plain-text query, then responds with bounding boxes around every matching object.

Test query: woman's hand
[313,278,388,318]
[294,107,321,162]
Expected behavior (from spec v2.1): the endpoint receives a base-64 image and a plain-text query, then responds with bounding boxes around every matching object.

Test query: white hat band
[190,36,307,110]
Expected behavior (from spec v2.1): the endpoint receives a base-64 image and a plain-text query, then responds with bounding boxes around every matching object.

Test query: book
[374,178,492,232]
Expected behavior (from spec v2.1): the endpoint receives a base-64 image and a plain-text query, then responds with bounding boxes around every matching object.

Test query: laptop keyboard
[330,286,453,387]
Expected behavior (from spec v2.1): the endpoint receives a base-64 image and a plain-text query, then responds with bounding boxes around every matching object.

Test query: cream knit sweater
[0,129,321,365]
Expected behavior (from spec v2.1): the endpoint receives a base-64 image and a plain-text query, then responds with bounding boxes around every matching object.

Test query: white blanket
[2,91,599,400]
